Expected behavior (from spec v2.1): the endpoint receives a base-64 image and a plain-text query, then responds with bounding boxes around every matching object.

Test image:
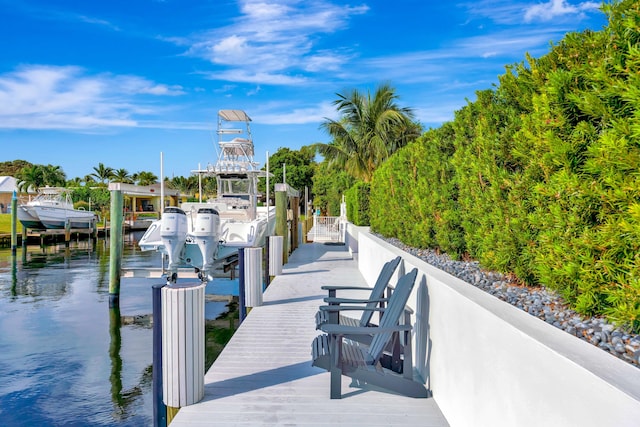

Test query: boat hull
[33,206,97,229]
[17,206,45,229]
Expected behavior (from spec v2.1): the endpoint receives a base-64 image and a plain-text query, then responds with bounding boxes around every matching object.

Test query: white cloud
[461,0,600,25]
[455,28,560,57]
[524,0,600,22]
[185,1,369,85]
[246,85,261,96]
[304,51,350,72]
[0,65,184,130]
[254,101,338,125]
[112,76,185,96]
[354,26,559,86]
[76,14,121,31]
[205,70,307,85]
[460,1,530,25]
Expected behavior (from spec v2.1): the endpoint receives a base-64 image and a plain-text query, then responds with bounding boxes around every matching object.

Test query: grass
[0,213,23,234]
[205,299,239,370]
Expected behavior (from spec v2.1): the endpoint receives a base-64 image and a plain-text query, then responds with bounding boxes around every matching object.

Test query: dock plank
[170,243,449,427]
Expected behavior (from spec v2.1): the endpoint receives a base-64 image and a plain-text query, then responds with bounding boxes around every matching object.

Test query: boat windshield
[217,176,254,196]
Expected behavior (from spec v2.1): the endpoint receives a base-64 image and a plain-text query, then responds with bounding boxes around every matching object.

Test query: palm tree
[112,168,133,184]
[203,176,217,197]
[41,164,66,187]
[168,176,196,197]
[67,177,84,187]
[83,175,97,186]
[316,83,421,182]
[134,171,158,186]
[16,165,44,192]
[91,163,115,186]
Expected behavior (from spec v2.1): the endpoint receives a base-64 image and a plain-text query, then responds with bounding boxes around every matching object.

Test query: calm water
[0,233,238,426]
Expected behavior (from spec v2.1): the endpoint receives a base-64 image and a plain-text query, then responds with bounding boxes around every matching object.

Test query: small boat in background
[17,187,97,230]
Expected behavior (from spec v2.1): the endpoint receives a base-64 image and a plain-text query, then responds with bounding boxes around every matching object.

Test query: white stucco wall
[358,231,640,427]
[344,222,361,256]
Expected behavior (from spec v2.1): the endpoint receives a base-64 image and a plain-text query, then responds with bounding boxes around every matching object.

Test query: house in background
[108,182,181,229]
[0,176,18,213]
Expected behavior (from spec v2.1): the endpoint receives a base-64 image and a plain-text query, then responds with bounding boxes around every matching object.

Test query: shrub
[345,181,370,226]
[369,1,640,331]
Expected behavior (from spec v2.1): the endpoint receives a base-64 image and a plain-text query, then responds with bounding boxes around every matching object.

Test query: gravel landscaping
[378,235,640,369]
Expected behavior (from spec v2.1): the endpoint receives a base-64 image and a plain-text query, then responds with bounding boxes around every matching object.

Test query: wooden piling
[109,190,123,307]
[10,191,17,254]
[64,219,71,247]
[264,236,271,286]
[292,196,299,251]
[275,190,288,264]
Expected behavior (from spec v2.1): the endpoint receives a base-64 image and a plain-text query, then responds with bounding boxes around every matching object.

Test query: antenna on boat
[160,152,165,213]
[198,163,203,203]
[266,151,270,215]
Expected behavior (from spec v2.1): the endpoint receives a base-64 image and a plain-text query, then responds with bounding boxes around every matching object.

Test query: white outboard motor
[160,207,188,283]
[192,208,220,281]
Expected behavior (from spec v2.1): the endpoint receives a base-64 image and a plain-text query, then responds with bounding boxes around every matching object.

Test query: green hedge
[369,0,640,331]
[345,182,370,226]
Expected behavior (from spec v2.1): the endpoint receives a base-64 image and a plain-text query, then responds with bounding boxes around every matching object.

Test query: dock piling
[264,236,271,286]
[244,247,263,309]
[161,283,205,413]
[11,190,17,255]
[152,284,167,427]
[275,189,288,263]
[238,248,247,322]
[269,235,283,276]
[64,219,71,247]
[108,190,123,307]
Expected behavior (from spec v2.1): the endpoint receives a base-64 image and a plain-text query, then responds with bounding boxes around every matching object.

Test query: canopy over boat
[218,109,252,122]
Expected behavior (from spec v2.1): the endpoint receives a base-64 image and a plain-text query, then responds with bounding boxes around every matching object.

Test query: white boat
[138,109,275,283]
[18,187,98,230]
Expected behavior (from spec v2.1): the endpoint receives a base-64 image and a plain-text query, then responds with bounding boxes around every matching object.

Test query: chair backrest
[359,256,402,327]
[368,268,418,363]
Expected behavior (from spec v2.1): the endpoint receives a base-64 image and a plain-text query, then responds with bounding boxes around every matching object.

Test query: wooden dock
[170,242,449,426]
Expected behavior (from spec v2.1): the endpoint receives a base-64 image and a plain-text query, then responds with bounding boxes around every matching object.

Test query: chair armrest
[324,296,388,305]
[320,285,374,291]
[318,305,384,313]
[320,323,412,335]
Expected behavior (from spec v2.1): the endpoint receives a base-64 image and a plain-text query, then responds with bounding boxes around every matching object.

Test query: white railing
[307,216,345,243]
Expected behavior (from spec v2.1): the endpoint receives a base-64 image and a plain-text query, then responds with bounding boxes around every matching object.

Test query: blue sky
[0,0,607,180]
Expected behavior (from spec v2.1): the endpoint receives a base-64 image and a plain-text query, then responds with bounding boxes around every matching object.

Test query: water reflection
[0,233,235,426]
[3,244,95,303]
[109,304,149,421]
[0,236,158,426]
[11,254,16,297]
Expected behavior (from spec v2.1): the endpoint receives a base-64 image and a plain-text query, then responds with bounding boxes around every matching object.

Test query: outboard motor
[192,208,220,282]
[160,207,188,284]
